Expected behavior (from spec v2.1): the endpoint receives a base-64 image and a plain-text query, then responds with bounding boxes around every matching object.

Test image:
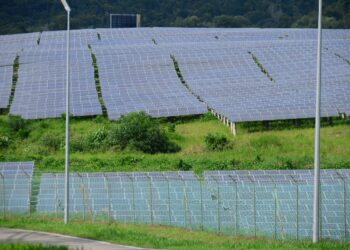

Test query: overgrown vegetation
[0,215,349,250]
[170,54,205,103]
[107,112,180,154]
[335,53,350,66]
[0,113,349,173]
[205,133,230,151]
[0,0,349,34]
[88,44,107,116]
[248,51,275,82]
[0,243,67,250]
[7,55,20,110]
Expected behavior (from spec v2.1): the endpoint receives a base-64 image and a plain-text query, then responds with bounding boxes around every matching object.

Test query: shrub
[0,135,9,148]
[168,123,176,132]
[86,128,107,149]
[204,133,229,151]
[7,115,27,132]
[107,112,180,154]
[18,128,30,139]
[176,159,192,171]
[41,133,62,151]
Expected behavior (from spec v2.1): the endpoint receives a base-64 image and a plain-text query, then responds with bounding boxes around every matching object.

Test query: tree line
[0,0,349,34]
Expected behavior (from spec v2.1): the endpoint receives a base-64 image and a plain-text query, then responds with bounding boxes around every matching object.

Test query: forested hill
[0,0,349,34]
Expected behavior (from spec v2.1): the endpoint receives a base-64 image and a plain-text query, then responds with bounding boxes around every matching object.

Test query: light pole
[60,0,71,225]
[313,0,322,243]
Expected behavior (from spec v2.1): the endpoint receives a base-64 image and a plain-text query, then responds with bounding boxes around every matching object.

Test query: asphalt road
[0,228,152,250]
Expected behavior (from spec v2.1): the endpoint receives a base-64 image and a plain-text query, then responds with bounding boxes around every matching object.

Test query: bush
[168,123,176,133]
[7,115,27,132]
[204,133,229,151]
[41,133,62,151]
[176,159,192,171]
[107,112,180,154]
[86,128,107,150]
[0,135,9,148]
[18,128,30,139]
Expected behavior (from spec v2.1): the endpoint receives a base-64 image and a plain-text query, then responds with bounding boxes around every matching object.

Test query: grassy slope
[0,215,349,250]
[0,114,349,173]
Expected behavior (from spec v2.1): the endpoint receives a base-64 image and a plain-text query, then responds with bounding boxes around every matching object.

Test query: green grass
[0,114,349,173]
[0,215,349,250]
[0,243,67,250]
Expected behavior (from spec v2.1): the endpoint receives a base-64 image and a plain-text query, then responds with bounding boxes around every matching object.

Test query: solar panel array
[93,44,207,119]
[0,162,34,213]
[0,28,349,121]
[10,30,102,119]
[34,169,350,240]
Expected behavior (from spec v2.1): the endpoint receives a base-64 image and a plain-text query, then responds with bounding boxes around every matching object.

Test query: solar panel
[0,66,13,108]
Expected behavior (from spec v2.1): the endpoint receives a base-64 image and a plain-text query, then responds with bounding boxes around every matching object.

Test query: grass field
[0,114,349,173]
[0,215,349,250]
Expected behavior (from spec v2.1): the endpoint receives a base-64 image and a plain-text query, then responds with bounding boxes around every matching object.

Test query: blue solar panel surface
[0,28,349,121]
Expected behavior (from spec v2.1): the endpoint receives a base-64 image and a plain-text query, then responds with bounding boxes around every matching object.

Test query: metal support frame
[248,176,257,237]
[212,175,221,234]
[336,171,347,241]
[127,173,136,224]
[22,170,32,214]
[162,173,172,226]
[291,175,299,240]
[103,174,112,222]
[229,175,238,236]
[200,179,204,230]
[146,174,154,225]
[177,172,191,229]
[0,173,5,218]
[54,173,59,217]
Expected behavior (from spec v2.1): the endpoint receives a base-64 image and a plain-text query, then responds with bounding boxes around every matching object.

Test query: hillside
[0,114,349,173]
[0,0,349,34]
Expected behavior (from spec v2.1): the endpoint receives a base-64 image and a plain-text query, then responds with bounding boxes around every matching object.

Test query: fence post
[54,173,58,218]
[336,171,347,242]
[146,174,153,225]
[248,176,256,237]
[269,176,277,239]
[127,173,136,224]
[229,175,238,236]
[200,180,204,231]
[0,173,4,218]
[291,175,299,240]
[162,173,171,226]
[178,173,190,229]
[212,176,221,234]
[22,170,31,215]
[103,174,111,222]
[229,175,239,236]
